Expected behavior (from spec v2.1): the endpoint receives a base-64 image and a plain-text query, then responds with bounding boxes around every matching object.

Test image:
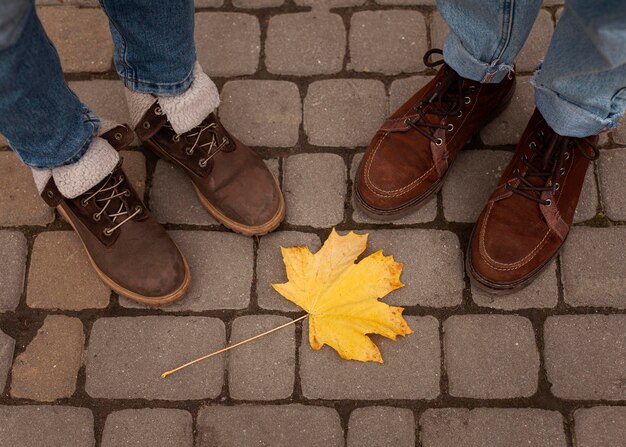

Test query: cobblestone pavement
[1,1,625,446]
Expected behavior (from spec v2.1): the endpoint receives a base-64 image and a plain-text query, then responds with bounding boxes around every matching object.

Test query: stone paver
[27,232,111,310]
[102,409,193,447]
[351,153,437,224]
[120,231,253,310]
[517,10,554,72]
[481,76,535,146]
[561,227,626,308]
[0,330,15,393]
[365,230,464,307]
[442,150,511,222]
[347,407,415,447]
[300,316,440,399]
[284,153,346,227]
[304,79,387,147]
[86,317,225,400]
[228,315,295,400]
[612,125,626,145]
[195,13,260,77]
[420,408,567,447]
[195,0,224,6]
[119,150,147,198]
[0,231,27,312]
[349,11,427,75]
[295,0,365,8]
[256,231,322,311]
[220,80,301,147]
[430,12,447,50]
[196,404,343,447]
[574,165,599,223]
[69,80,131,126]
[599,148,626,221]
[444,315,539,398]
[573,406,626,447]
[472,261,558,309]
[544,315,626,400]
[0,152,54,226]
[38,7,113,73]
[266,12,346,75]
[0,406,94,447]
[10,315,83,401]
[233,0,284,7]
[389,75,433,112]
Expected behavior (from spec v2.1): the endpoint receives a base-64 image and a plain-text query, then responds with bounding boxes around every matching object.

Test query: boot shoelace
[81,172,141,236]
[404,49,474,146]
[157,107,230,168]
[505,131,599,206]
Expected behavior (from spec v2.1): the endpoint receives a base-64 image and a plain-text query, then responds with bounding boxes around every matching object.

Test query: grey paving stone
[0,152,54,226]
[220,80,301,147]
[599,148,626,221]
[349,11,427,75]
[195,0,224,6]
[0,406,94,446]
[573,406,626,447]
[0,330,15,393]
[544,315,626,400]
[420,408,567,447]
[294,0,365,8]
[304,79,387,147]
[574,164,599,223]
[472,261,558,309]
[233,0,283,7]
[347,407,415,447]
[442,150,511,223]
[85,316,225,400]
[430,11,448,50]
[228,315,295,400]
[256,231,322,311]
[0,231,27,312]
[266,12,346,75]
[612,125,626,145]
[69,80,130,126]
[196,404,343,447]
[481,76,535,146]
[300,316,440,399]
[10,315,84,401]
[38,6,113,72]
[389,75,433,112]
[27,231,111,310]
[351,153,437,224]
[102,409,193,447]
[120,231,253,311]
[120,150,147,199]
[195,13,260,77]
[364,229,464,307]
[284,153,346,227]
[561,227,626,308]
[517,10,554,72]
[0,134,6,147]
[444,315,539,398]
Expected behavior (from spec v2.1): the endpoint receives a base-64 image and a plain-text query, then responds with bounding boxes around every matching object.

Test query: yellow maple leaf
[272,229,413,363]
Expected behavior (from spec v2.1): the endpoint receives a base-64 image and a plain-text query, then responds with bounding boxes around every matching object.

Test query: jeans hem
[120,66,195,96]
[443,34,514,84]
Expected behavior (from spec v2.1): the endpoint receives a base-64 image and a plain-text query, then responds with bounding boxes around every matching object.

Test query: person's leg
[532,0,626,137]
[438,0,543,82]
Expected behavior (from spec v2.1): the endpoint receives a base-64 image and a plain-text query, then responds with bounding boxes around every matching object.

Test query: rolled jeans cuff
[532,72,621,138]
[120,66,194,96]
[443,35,514,84]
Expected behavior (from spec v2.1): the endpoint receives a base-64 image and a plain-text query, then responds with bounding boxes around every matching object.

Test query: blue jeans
[0,0,196,169]
[438,0,626,138]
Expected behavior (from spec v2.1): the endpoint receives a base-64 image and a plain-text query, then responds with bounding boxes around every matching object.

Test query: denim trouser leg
[0,0,99,169]
[437,0,543,83]
[532,0,626,137]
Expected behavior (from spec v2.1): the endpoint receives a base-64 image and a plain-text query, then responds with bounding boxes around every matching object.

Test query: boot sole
[58,204,191,306]
[353,80,516,221]
[144,139,285,237]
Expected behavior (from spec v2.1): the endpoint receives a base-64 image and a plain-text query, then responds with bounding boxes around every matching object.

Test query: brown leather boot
[467,109,600,294]
[354,49,515,219]
[135,102,285,236]
[41,125,190,306]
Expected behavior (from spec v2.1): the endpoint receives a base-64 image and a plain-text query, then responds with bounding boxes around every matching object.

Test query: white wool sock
[125,61,220,135]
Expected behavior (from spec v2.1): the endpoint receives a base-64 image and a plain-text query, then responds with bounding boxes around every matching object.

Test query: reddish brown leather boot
[41,125,190,306]
[467,109,600,294]
[354,49,515,219]
[135,102,285,236]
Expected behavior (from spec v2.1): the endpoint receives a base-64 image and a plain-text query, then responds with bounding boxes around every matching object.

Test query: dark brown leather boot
[135,102,285,236]
[467,109,600,294]
[354,49,515,219]
[41,125,190,306]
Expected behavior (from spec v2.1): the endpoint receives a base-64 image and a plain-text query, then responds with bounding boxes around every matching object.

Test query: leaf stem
[161,314,309,379]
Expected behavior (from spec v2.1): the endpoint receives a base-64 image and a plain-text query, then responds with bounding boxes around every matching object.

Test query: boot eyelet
[185,147,194,155]
[554,183,560,191]
[513,168,520,176]
[464,96,471,104]
[154,107,164,116]
[404,118,412,125]
[81,198,89,207]
[505,183,512,191]
[456,111,463,118]
[435,138,443,146]
[172,134,180,142]
[103,228,113,236]
[521,155,528,162]
[559,167,566,176]
[564,151,570,160]
[114,132,123,141]
[199,158,208,167]
[46,191,54,198]
[529,142,536,149]
[545,199,552,207]
[143,122,151,129]
[447,124,454,131]
[135,206,142,213]
[93,213,101,222]
[124,190,131,197]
